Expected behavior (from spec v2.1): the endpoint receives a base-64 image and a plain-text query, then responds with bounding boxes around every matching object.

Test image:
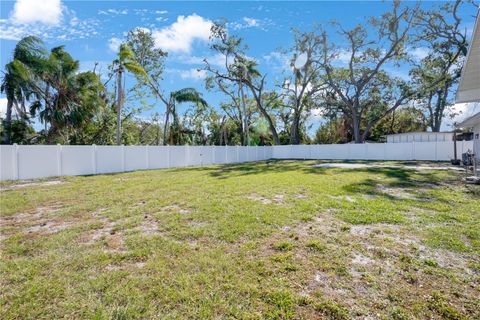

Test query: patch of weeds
[423,259,439,267]
[314,299,349,320]
[390,307,409,320]
[264,290,296,319]
[399,254,414,270]
[273,240,295,252]
[283,263,298,272]
[270,252,293,263]
[467,261,480,272]
[427,291,464,320]
[335,265,349,277]
[306,240,326,253]
[340,225,351,232]
[403,271,418,284]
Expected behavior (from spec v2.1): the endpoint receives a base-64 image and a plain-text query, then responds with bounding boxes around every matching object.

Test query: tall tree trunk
[239,82,249,146]
[352,112,363,143]
[3,98,13,144]
[163,100,171,146]
[116,67,123,145]
[289,113,301,144]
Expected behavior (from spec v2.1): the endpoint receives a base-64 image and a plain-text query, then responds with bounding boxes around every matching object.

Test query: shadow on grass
[177,159,457,202]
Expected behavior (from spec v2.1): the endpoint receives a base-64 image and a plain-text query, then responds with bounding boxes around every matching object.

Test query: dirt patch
[80,215,129,245]
[188,221,207,228]
[134,215,160,235]
[1,203,65,235]
[377,185,416,200]
[162,205,191,214]
[313,163,463,171]
[104,234,126,252]
[247,193,284,204]
[26,220,75,234]
[351,253,375,265]
[294,194,310,200]
[1,180,65,191]
[330,195,356,202]
[105,261,146,271]
[349,223,401,236]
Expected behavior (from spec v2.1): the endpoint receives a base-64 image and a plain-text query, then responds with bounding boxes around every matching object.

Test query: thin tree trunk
[163,100,171,146]
[116,67,123,145]
[3,98,13,144]
[239,82,249,146]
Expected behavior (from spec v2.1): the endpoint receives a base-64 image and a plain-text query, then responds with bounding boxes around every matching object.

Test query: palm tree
[27,46,107,143]
[163,88,208,145]
[111,44,147,145]
[1,36,47,144]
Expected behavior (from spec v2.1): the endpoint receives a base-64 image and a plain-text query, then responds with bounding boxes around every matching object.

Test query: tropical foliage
[0,0,471,145]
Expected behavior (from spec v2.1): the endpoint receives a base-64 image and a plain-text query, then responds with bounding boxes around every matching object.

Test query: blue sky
[1,0,478,132]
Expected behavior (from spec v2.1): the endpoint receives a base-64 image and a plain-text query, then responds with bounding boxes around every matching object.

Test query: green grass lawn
[1,160,479,319]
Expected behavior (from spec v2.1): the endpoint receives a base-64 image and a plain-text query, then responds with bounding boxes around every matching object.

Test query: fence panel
[225,146,236,163]
[237,146,247,162]
[62,145,95,176]
[125,146,148,171]
[413,142,436,161]
[148,146,169,169]
[0,145,16,180]
[16,145,58,179]
[2,141,475,180]
[384,143,412,161]
[214,146,226,164]
[169,146,187,167]
[364,144,385,160]
[96,146,123,174]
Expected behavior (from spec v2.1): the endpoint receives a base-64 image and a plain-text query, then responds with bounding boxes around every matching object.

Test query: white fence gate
[0,140,473,181]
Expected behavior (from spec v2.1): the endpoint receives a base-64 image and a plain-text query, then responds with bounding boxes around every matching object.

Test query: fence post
[92,144,97,174]
[167,146,171,168]
[12,143,19,180]
[56,144,62,177]
[412,140,415,160]
[145,145,149,170]
[121,144,125,172]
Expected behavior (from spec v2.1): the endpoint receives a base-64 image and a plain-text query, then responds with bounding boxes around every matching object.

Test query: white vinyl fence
[0,140,473,181]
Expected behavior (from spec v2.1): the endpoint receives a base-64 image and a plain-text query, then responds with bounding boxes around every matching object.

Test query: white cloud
[333,50,352,65]
[98,9,128,16]
[310,107,325,121]
[174,53,233,68]
[230,17,272,31]
[179,68,207,80]
[156,10,168,15]
[11,0,63,25]
[0,98,8,118]
[263,51,291,72]
[152,14,212,53]
[243,17,259,27]
[1,5,99,41]
[411,47,429,61]
[108,37,123,52]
